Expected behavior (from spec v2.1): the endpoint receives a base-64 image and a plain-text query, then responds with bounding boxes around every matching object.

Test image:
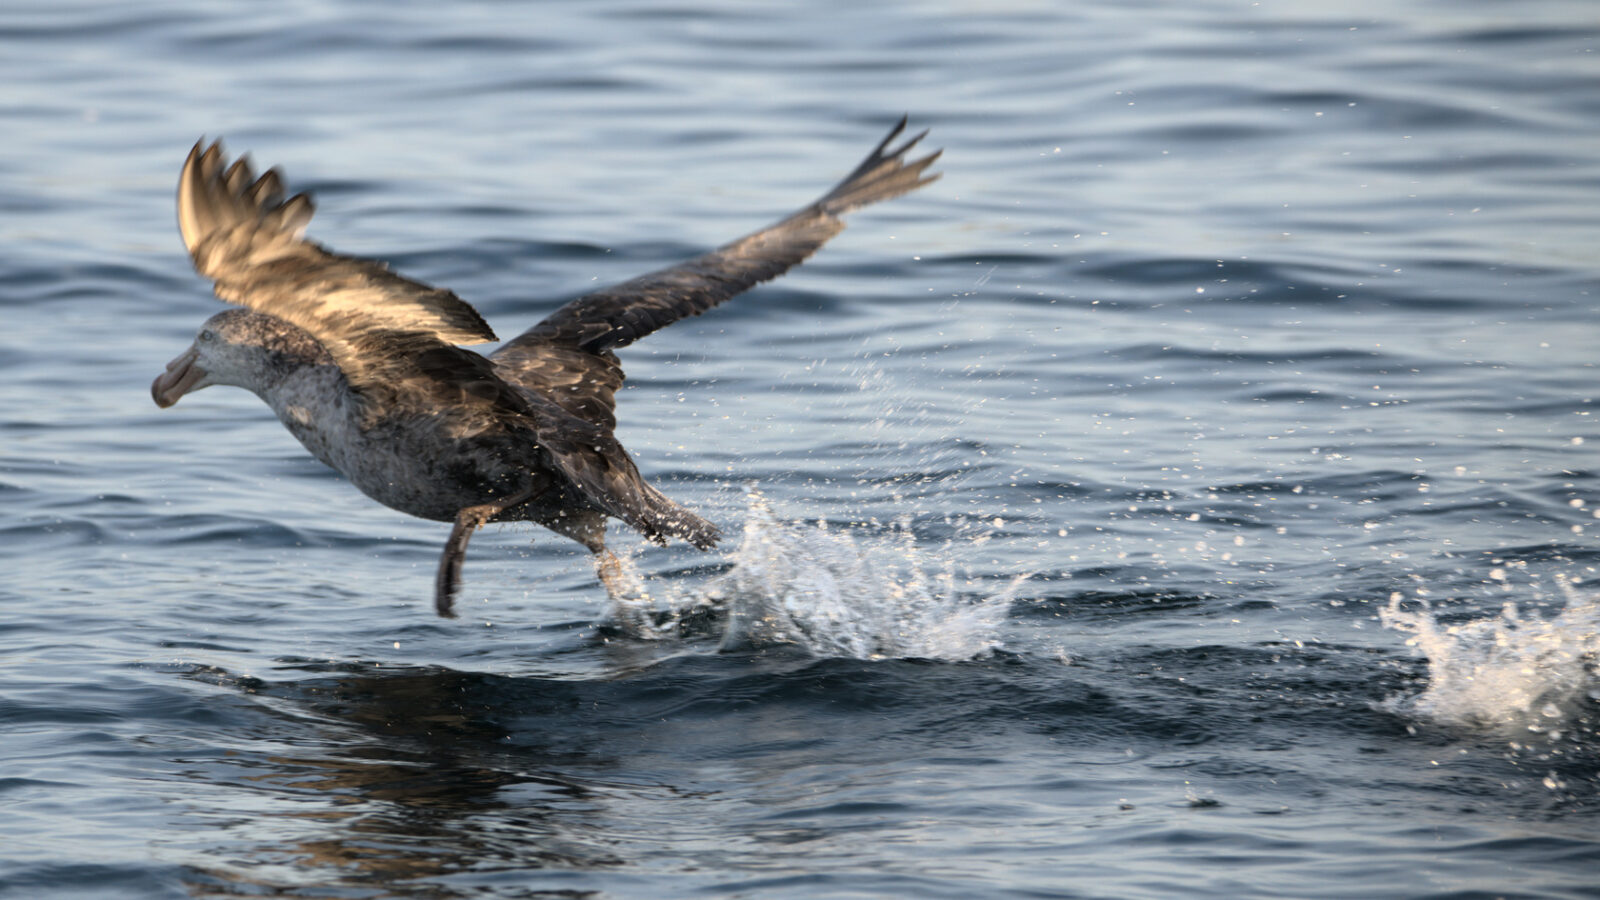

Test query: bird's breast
[266,371,538,523]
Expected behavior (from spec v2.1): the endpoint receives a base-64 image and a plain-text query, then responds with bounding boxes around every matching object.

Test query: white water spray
[605,491,1023,660]
[1380,576,1600,730]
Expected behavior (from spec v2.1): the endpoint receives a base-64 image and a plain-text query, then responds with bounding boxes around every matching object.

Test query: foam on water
[1380,576,1600,731]
[604,491,1023,660]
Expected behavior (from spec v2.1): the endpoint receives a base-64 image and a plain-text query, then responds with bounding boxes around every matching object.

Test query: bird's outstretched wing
[177,140,499,400]
[492,117,940,427]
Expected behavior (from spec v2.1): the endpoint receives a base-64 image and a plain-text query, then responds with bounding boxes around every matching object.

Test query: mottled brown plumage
[153,119,940,615]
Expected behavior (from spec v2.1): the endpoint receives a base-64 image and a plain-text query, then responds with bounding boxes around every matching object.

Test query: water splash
[605,491,1023,660]
[1380,578,1600,731]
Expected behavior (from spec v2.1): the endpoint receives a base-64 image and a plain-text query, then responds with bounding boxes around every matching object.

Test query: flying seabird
[152,118,940,616]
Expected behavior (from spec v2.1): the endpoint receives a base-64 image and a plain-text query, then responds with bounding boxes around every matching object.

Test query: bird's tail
[632,482,721,550]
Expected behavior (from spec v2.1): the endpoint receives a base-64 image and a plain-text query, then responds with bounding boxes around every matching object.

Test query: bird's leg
[538,509,642,605]
[592,544,665,638]
[594,547,628,601]
[434,483,540,618]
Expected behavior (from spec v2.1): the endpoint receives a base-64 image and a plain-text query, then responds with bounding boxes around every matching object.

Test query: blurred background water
[3,1,1600,897]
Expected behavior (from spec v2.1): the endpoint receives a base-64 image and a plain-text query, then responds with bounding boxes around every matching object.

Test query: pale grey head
[152,308,330,408]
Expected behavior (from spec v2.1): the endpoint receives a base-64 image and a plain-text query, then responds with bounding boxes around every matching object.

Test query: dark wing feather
[496,383,719,548]
[492,343,625,431]
[177,139,498,398]
[492,116,939,431]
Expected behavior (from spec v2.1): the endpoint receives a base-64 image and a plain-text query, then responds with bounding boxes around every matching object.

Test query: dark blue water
[5,1,1600,897]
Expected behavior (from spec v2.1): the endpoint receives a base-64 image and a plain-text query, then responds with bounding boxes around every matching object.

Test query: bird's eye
[198,329,215,343]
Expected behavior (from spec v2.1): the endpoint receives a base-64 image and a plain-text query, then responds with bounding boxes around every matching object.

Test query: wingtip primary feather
[178,138,321,261]
[176,138,212,254]
[243,168,285,209]
[817,116,942,215]
[222,156,255,196]
[872,114,910,157]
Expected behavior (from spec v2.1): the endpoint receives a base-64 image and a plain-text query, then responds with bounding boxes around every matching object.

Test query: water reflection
[179,664,635,897]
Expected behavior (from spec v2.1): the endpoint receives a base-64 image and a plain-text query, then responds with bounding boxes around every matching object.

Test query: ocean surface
[4,1,1600,897]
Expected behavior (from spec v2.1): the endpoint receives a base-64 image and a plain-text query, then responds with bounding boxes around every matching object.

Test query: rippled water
[5,1,1600,897]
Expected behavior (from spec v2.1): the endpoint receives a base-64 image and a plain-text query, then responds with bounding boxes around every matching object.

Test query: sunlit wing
[177,140,498,397]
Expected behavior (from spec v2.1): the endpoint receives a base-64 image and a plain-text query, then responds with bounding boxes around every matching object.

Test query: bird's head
[152,309,323,408]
